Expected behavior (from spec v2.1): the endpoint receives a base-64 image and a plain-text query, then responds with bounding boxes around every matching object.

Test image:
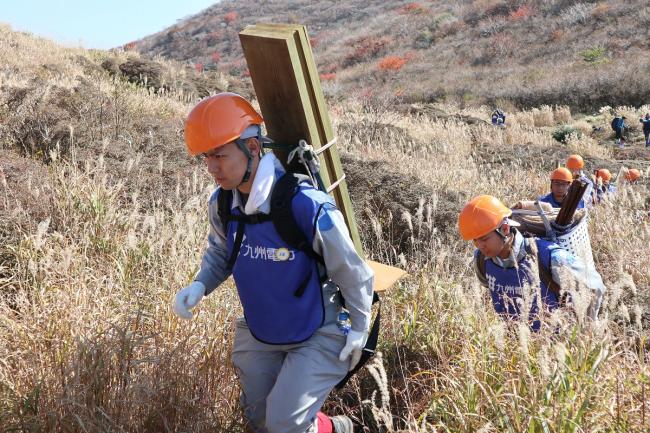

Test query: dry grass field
[2,24,650,432]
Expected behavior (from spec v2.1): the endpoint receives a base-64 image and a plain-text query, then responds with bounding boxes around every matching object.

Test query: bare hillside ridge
[133,0,650,110]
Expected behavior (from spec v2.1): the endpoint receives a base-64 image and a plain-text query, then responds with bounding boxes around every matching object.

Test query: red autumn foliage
[194,63,204,73]
[343,36,389,67]
[224,11,238,24]
[398,2,428,15]
[123,41,137,51]
[211,52,222,62]
[241,69,250,77]
[378,55,408,71]
[509,5,534,21]
[319,73,337,81]
[310,37,319,48]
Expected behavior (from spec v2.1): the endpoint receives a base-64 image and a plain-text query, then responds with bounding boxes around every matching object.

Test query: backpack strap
[523,238,562,299]
[226,222,246,273]
[335,291,381,390]
[217,188,233,230]
[476,250,487,283]
[218,174,327,275]
[270,173,326,269]
[217,189,272,273]
[217,189,236,273]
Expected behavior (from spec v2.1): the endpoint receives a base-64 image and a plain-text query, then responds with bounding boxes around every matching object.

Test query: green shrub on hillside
[414,29,434,49]
[580,47,606,63]
[553,124,582,143]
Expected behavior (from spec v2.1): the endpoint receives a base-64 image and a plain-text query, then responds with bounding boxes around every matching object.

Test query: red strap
[316,412,333,433]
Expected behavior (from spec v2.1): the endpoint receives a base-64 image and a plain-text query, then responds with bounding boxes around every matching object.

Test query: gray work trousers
[232,284,349,433]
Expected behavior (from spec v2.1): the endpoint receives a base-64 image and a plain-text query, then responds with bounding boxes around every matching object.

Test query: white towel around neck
[243,153,285,215]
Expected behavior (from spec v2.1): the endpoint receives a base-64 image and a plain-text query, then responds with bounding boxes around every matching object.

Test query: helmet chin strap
[235,138,256,187]
[495,225,513,257]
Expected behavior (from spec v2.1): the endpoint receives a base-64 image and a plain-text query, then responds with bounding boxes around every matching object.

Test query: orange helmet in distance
[550,167,573,182]
[595,168,612,183]
[625,169,641,182]
[566,154,584,170]
[184,92,263,156]
[458,195,512,241]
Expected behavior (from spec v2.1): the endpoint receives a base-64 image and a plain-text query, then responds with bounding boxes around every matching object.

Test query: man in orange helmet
[624,168,642,185]
[594,168,616,202]
[566,154,594,207]
[538,167,585,209]
[458,195,604,330]
[173,93,374,433]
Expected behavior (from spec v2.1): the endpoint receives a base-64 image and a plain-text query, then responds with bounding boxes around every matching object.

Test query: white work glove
[173,281,206,320]
[338,330,368,371]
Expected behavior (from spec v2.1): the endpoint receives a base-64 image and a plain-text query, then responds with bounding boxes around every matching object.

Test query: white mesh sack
[554,212,605,306]
[555,213,595,271]
[513,204,605,312]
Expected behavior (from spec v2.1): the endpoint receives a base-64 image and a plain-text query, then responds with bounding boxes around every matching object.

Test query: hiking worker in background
[173,93,374,433]
[539,167,585,209]
[611,115,627,148]
[491,108,506,127]
[594,168,616,202]
[458,195,604,331]
[566,154,594,207]
[624,168,642,185]
[640,114,650,147]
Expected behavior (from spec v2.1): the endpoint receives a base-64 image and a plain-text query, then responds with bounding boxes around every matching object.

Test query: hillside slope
[134,0,650,110]
[2,26,650,432]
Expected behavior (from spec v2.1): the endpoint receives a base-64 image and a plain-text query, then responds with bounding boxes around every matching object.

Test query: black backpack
[611,117,619,131]
[217,172,380,388]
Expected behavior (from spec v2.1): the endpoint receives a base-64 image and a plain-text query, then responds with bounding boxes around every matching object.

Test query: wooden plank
[239,23,407,293]
[366,260,407,293]
[239,26,330,185]
[240,24,338,190]
[290,26,360,255]
[239,24,362,253]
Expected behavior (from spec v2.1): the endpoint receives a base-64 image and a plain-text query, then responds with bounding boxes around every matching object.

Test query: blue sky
[1,0,219,49]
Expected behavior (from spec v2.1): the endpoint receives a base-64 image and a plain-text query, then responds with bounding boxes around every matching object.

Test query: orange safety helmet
[625,168,641,182]
[566,154,584,170]
[595,168,612,182]
[458,195,512,241]
[550,167,573,182]
[184,93,263,156]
